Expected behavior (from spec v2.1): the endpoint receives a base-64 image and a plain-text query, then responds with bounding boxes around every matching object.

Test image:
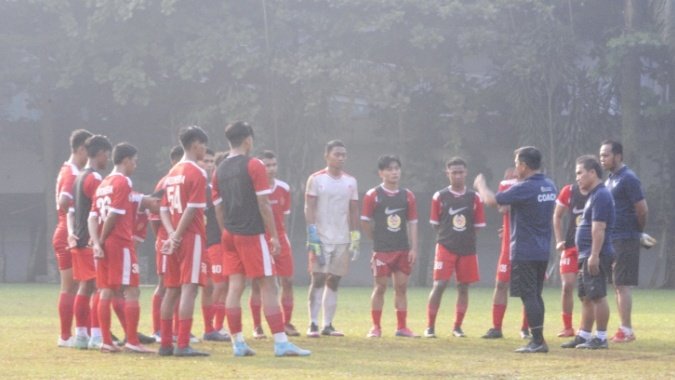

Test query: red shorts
[433,244,479,284]
[207,244,227,283]
[163,232,207,288]
[71,247,96,281]
[154,238,168,276]
[371,250,412,277]
[96,240,139,290]
[560,246,579,275]
[495,248,511,283]
[274,235,294,278]
[52,227,72,270]
[222,230,276,279]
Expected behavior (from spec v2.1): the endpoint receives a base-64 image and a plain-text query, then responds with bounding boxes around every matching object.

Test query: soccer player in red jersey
[54,129,92,347]
[424,157,485,338]
[149,145,183,342]
[481,168,530,339]
[553,183,589,337]
[361,155,419,338]
[88,143,153,353]
[213,121,309,357]
[249,150,300,339]
[158,126,210,357]
[68,135,112,349]
[199,149,231,342]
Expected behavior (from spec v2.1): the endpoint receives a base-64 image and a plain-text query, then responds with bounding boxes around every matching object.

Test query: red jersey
[268,179,291,236]
[91,172,135,244]
[55,161,80,229]
[161,160,207,237]
[498,179,517,256]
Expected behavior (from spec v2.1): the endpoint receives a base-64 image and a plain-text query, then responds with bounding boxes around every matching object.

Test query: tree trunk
[620,0,642,167]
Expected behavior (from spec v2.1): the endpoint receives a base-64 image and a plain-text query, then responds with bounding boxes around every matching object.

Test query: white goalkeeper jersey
[305,169,358,245]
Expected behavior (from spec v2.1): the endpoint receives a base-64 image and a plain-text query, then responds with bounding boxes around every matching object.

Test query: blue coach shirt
[495,173,557,262]
[605,165,644,240]
[575,183,615,259]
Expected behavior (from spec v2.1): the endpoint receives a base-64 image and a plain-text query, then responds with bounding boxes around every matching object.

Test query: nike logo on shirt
[449,207,467,215]
[572,207,584,214]
[385,207,404,215]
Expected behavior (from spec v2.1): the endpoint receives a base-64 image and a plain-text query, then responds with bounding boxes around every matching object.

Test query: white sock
[578,329,593,340]
[596,330,607,340]
[322,288,338,327]
[75,327,88,337]
[90,328,102,338]
[273,332,288,344]
[309,287,322,325]
[620,325,633,335]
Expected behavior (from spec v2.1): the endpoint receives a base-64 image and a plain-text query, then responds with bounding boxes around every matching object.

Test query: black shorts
[510,260,547,298]
[578,256,613,300]
[612,238,640,286]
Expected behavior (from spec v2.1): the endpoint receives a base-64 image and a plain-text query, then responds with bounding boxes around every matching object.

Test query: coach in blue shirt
[475,146,557,354]
[599,140,648,343]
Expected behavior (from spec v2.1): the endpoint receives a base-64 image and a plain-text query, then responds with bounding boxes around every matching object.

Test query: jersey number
[166,185,183,215]
[96,196,112,224]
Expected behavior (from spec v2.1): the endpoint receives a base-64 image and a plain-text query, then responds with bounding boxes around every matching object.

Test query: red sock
[249,297,262,328]
[58,292,75,340]
[371,309,382,328]
[492,304,506,330]
[265,312,285,334]
[99,297,112,345]
[427,303,439,329]
[226,307,242,335]
[124,300,140,346]
[160,319,173,348]
[521,308,529,330]
[213,302,226,331]
[113,296,126,328]
[90,292,100,329]
[73,294,91,330]
[152,293,162,334]
[281,296,293,325]
[202,305,215,334]
[177,319,193,349]
[454,303,467,329]
[562,312,573,330]
[396,309,407,330]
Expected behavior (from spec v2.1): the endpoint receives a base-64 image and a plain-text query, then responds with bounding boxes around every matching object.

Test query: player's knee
[326,275,341,290]
[394,283,407,296]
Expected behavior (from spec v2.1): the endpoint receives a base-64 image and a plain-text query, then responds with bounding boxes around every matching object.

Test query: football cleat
[189,334,201,344]
[452,327,466,338]
[232,341,256,357]
[158,345,174,356]
[100,343,122,353]
[204,331,231,342]
[423,327,437,338]
[515,340,549,353]
[610,329,636,343]
[124,343,156,354]
[88,335,103,350]
[284,323,300,337]
[321,324,344,337]
[557,328,575,338]
[138,332,156,345]
[576,337,608,350]
[74,334,90,350]
[274,341,311,357]
[174,346,209,357]
[481,328,504,339]
[367,326,382,338]
[561,335,587,349]
[57,336,75,348]
[253,325,267,339]
[151,331,161,343]
[306,323,320,338]
[395,327,419,338]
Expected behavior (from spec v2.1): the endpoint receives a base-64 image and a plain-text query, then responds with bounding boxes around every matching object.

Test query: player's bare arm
[589,220,607,275]
[408,220,418,265]
[159,208,175,254]
[167,206,198,254]
[360,219,374,240]
[140,195,161,214]
[66,208,78,248]
[473,174,497,207]
[635,199,648,232]
[257,193,280,255]
[87,214,103,258]
[553,203,567,251]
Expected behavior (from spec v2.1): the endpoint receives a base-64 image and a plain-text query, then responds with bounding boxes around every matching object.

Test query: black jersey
[73,168,101,248]
[371,186,410,252]
[434,189,479,255]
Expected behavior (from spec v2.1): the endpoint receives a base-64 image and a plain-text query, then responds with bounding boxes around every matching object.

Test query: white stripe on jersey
[122,248,131,285]
[191,236,202,284]
[259,234,273,276]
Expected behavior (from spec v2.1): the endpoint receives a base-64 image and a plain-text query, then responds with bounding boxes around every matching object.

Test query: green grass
[1,284,674,379]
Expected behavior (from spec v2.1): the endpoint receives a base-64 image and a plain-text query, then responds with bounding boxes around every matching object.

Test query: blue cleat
[232,341,256,357]
[274,341,311,357]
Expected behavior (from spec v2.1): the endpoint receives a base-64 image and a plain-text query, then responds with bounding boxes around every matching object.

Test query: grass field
[1,284,674,379]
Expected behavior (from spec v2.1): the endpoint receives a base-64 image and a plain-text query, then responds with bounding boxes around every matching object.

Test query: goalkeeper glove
[350,230,361,261]
[307,225,325,266]
[640,233,657,249]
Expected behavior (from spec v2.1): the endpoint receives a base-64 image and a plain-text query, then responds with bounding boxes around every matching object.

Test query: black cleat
[138,332,156,345]
[174,346,210,357]
[482,328,504,339]
[515,340,549,353]
[561,335,587,349]
[158,345,174,356]
[576,337,608,350]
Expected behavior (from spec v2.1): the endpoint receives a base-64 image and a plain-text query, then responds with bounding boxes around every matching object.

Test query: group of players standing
[52,121,650,356]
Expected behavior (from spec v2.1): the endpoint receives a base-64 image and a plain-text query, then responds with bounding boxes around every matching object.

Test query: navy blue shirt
[495,173,557,262]
[575,183,615,259]
[605,165,644,240]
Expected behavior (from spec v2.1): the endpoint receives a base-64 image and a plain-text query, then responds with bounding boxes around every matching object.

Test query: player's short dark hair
[179,126,208,149]
[112,143,138,165]
[601,139,623,156]
[325,140,345,155]
[205,148,215,156]
[225,121,254,147]
[514,146,542,170]
[446,156,467,168]
[215,151,229,166]
[576,155,603,178]
[70,129,93,151]
[84,135,112,158]
[169,145,184,162]
[259,150,276,160]
[377,155,401,170]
